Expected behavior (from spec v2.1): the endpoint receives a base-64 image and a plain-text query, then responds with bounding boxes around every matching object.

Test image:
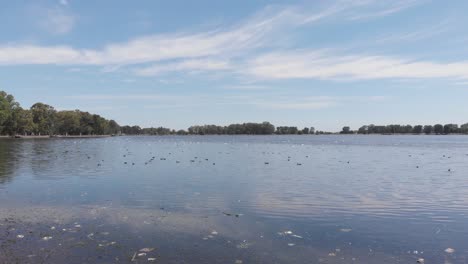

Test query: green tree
[3,107,35,136]
[31,103,57,135]
[460,123,468,134]
[443,124,459,134]
[358,125,368,134]
[341,126,352,134]
[108,120,120,135]
[56,110,81,135]
[434,124,444,134]
[423,125,433,134]
[412,125,423,134]
[0,91,20,134]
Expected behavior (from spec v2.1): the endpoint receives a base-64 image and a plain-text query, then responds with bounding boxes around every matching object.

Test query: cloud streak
[5,0,460,84]
[0,0,421,66]
[246,50,468,81]
[135,59,231,76]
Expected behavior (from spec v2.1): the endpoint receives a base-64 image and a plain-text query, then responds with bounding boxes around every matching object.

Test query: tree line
[340,124,468,135]
[120,123,321,135]
[0,91,120,136]
[4,90,468,137]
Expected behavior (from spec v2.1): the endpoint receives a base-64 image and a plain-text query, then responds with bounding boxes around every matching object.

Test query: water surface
[1,135,467,263]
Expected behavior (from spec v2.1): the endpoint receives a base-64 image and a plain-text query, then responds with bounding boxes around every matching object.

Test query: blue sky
[1,0,468,131]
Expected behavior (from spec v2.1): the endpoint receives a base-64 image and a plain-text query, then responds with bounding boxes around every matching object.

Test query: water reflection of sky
[0,136,467,263]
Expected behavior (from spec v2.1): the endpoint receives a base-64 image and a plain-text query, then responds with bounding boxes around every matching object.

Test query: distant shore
[1,134,466,140]
[0,135,112,139]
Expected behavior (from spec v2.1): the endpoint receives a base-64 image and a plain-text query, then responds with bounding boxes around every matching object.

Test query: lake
[0,135,467,263]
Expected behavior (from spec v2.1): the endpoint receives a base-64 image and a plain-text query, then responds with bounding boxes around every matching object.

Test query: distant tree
[412,125,423,134]
[341,126,352,134]
[14,108,34,135]
[56,111,81,135]
[176,129,187,135]
[434,124,444,134]
[358,125,368,134]
[461,123,468,134]
[423,125,433,134]
[403,125,413,134]
[302,127,309,134]
[30,103,57,135]
[108,120,120,135]
[0,91,20,134]
[443,124,459,134]
[309,127,315,134]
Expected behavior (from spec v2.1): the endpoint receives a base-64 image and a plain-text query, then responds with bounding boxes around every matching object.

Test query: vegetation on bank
[2,91,468,136]
[0,91,119,136]
[120,124,321,135]
[340,124,468,135]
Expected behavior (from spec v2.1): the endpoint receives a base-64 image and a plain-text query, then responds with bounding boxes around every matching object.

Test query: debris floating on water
[16,234,24,239]
[139,248,155,253]
[42,236,53,241]
[340,228,352,232]
[417,258,425,263]
[445,248,455,254]
[236,240,251,249]
[148,258,157,262]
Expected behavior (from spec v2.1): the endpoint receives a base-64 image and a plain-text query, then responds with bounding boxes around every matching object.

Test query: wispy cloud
[346,0,422,20]
[246,50,468,81]
[38,7,75,34]
[4,0,452,85]
[374,19,452,44]
[0,6,300,66]
[135,59,231,76]
[62,94,385,111]
[0,0,420,67]
[223,84,270,90]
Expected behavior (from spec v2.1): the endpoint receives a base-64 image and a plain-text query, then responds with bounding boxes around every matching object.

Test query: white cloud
[0,1,420,66]
[346,0,422,20]
[0,45,82,65]
[135,59,231,76]
[246,50,468,81]
[3,0,452,84]
[0,6,299,66]
[59,0,68,6]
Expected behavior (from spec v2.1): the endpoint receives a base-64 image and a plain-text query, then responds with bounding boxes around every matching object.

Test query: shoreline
[0,135,113,139]
[1,134,466,139]
[0,133,468,139]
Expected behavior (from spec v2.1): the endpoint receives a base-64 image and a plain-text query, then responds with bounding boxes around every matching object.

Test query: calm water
[1,135,467,263]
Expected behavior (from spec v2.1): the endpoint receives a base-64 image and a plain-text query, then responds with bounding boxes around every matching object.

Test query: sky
[1,0,468,131]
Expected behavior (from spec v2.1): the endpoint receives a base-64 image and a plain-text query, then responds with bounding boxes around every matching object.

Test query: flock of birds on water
[80,145,460,174]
